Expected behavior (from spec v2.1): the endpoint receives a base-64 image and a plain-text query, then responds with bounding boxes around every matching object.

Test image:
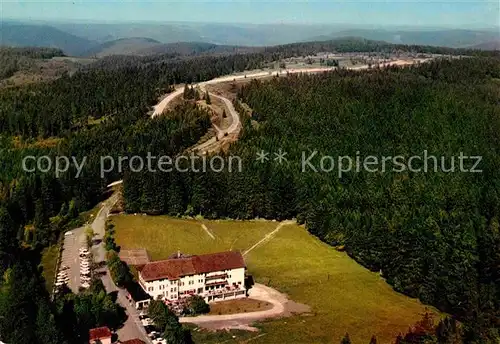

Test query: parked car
[144,325,155,334]
[141,318,153,326]
[148,331,160,339]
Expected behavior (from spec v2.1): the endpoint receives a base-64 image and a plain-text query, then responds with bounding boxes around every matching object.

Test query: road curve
[179,284,287,330]
[151,60,426,120]
[151,66,338,118]
[210,93,240,139]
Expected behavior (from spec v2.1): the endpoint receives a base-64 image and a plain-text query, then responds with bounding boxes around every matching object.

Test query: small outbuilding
[89,326,112,344]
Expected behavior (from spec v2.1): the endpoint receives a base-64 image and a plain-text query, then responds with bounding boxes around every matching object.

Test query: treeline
[0,99,209,343]
[123,57,500,342]
[0,102,210,248]
[0,68,159,137]
[90,37,499,74]
[263,37,500,57]
[0,42,498,343]
[0,46,64,79]
[0,208,65,343]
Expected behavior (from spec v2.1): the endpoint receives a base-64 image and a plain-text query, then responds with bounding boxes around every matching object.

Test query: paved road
[91,194,118,264]
[60,226,86,293]
[99,266,151,342]
[179,284,288,330]
[88,195,151,343]
[210,93,241,139]
[151,66,339,118]
[150,62,428,150]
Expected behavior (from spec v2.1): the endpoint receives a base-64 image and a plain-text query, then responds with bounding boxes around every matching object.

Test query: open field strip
[113,215,440,343]
[112,215,278,260]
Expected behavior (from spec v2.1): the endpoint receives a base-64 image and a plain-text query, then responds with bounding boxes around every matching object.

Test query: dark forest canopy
[0,40,499,343]
[88,37,499,71]
[122,57,500,342]
[262,37,500,57]
[0,46,65,79]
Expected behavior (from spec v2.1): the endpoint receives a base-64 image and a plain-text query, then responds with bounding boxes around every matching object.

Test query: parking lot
[59,226,89,293]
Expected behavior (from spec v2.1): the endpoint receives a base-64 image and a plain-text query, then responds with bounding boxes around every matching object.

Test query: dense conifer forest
[0,47,65,79]
[123,58,500,342]
[0,39,498,343]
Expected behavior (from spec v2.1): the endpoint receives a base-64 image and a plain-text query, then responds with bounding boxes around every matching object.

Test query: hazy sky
[2,0,499,28]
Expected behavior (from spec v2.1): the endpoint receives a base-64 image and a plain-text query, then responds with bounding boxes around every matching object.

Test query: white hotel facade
[137,251,246,303]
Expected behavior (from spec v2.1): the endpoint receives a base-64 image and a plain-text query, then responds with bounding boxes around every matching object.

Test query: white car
[141,318,153,327]
[64,231,73,236]
[147,331,159,339]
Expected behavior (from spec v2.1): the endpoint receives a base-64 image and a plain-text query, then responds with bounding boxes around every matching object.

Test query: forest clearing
[112,215,439,343]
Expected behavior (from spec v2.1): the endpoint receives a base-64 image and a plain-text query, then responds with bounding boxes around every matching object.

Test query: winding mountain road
[151,67,340,153]
[151,61,427,149]
[100,59,428,335]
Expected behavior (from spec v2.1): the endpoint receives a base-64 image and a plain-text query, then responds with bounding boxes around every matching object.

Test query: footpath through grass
[112,215,277,259]
[113,215,439,343]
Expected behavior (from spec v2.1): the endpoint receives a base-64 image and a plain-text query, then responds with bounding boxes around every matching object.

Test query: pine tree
[369,335,377,344]
[205,91,211,104]
[33,199,51,247]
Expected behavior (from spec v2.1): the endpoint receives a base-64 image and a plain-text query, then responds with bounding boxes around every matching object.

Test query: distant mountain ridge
[0,22,97,56]
[84,37,162,57]
[468,40,500,50]
[309,29,499,48]
[1,20,498,56]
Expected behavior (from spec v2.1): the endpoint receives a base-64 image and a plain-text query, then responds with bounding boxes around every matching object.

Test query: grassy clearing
[40,244,60,292]
[112,215,277,260]
[208,298,273,316]
[244,224,439,344]
[113,215,439,343]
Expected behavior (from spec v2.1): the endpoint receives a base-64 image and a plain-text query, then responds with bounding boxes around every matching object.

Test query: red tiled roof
[139,251,245,282]
[89,326,111,340]
[121,339,145,344]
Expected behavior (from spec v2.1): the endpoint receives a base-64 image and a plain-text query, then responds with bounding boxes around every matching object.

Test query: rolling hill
[83,37,162,57]
[0,22,97,56]
[468,39,500,50]
[2,20,498,57]
[308,29,500,48]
